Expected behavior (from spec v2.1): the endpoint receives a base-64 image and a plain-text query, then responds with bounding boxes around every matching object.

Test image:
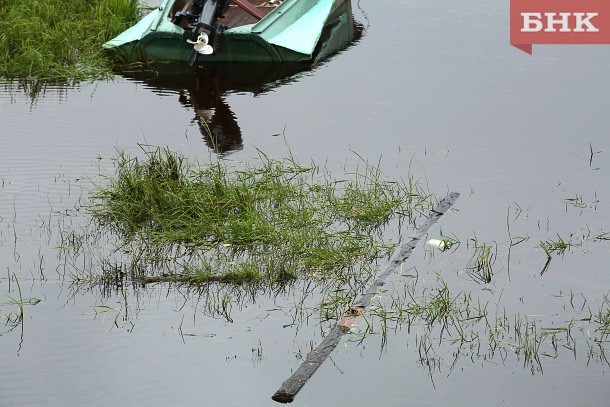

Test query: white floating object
[426,239,446,250]
[187,33,213,55]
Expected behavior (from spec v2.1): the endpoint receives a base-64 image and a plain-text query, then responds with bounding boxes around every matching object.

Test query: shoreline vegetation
[0,0,139,80]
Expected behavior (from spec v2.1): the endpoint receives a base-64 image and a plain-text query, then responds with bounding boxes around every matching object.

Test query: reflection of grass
[87,146,433,284]
[464,240,496,284]
[0,0,139,80]
[564,194,588,209]
[595,295,610,335]
[588,295,610,365]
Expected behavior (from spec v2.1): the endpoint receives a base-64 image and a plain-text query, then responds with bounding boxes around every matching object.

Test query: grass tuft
[86,146,433,284]
[0,0,139,80]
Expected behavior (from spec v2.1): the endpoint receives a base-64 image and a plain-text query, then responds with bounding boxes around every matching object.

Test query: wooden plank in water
[271,192,461,404]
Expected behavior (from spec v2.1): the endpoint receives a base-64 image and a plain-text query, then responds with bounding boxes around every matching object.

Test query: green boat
[103,0,353,64]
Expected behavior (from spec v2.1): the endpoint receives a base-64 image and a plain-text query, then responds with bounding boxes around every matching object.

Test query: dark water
[2,0,610,405]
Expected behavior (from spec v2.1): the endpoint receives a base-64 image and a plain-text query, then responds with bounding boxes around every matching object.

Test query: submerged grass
[0,0,139,80]
[594,294,610,336]
[363,277,610,374]
[86,146,433,284]
[464,239,496,284]
[2,274,41,334]
[540,234,575,259]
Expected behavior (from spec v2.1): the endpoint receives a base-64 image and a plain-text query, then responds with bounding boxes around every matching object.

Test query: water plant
[594,231,610,242]
[363,277,610,376]
[365,275,489,352]
[594,294,610,336]
[539,234,576,259]
[1,274,41,334]
[464,240,496,284]
[84,146,434,285]
[564,194,588,209]
[0,0,139,80]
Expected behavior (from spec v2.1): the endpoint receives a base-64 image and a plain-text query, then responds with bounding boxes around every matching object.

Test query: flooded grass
[0,0,609,400]
[372,276,488,334]
[0,0,139,80]
[356,202,610,376]
[594,295,610,335]
[7,139,606,401]
[1,274,41,334]
[464,239,496,284]
[81,146,434,285]
[362,276,610,375]
[70,147,610,373]
[540,234,576,259]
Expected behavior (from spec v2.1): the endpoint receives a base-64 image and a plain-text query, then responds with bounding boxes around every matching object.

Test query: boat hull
[104,0,350,64]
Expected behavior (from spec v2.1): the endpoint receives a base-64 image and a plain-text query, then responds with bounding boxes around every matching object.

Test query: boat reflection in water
[119,5,363,154]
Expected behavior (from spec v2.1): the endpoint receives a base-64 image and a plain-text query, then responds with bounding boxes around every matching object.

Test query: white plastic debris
[426,239,446,250]
[187,33,213,55]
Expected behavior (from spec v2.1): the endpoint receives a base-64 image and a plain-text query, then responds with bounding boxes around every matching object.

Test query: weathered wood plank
[271,192,461,403]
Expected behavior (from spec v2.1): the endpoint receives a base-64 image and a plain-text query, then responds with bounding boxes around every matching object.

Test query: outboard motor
[171,0,230,32]
[180,0,232,63]
[170,0,196,28]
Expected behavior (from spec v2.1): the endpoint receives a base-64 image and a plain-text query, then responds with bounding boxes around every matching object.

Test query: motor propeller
[186,32,214,55]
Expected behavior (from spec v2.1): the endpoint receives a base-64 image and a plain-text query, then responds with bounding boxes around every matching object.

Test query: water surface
[1,0,610,405]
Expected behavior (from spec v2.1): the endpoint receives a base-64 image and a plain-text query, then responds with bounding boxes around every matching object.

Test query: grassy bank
[0,0,139,80]
[86,147,434,284]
